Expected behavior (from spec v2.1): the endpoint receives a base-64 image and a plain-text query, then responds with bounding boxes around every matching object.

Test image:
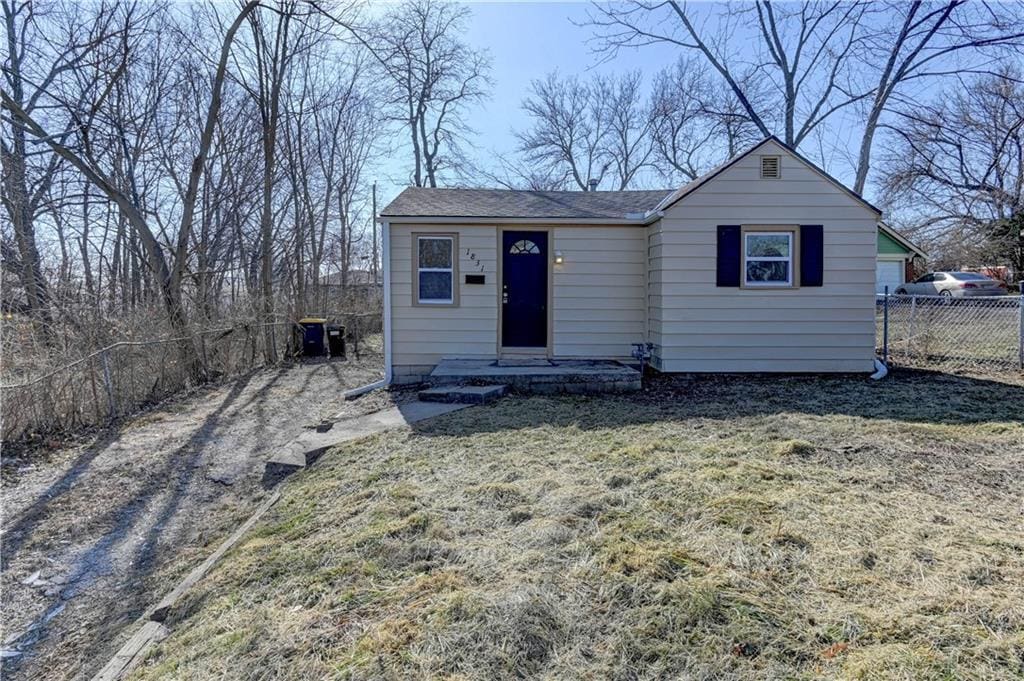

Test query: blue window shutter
[716,225,741,287]
[800,225,824,287]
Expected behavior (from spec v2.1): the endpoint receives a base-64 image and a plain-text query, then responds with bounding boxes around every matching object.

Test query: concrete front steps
[418,384,508,404]
[426,359,642,395]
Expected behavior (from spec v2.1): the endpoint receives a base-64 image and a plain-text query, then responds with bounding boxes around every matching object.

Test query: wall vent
[760,155,780,179]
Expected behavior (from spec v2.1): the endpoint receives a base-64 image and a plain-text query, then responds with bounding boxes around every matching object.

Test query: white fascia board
[376,216,646,226]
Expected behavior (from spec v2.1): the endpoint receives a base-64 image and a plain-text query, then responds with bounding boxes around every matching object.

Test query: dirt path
[1,356,383,680]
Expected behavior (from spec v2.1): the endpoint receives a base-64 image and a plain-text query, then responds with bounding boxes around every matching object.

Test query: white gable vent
[760,155,780,179]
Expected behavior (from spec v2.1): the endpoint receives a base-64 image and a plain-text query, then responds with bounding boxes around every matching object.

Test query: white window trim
[744,231,793,288]
[416,235,455,305]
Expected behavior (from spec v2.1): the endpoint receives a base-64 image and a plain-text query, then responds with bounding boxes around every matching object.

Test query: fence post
[100,349,117,418]
[353,314,361,360]
[1019,282,1023,370]
[908,295,917,360]
[88,356,104,422]
[882,286,890,367]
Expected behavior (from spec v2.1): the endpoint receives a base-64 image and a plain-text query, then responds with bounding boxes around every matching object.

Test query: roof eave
[377,215,648,225]
[779,137,883,216]
[878,221,928,259]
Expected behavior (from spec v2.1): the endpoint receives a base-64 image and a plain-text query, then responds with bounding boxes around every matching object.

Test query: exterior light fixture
[554,251,564,265]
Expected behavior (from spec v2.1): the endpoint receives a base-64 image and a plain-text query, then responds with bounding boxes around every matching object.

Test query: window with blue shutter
[719,224,824,288]
[716,225,742,287]
[800,225,824,287]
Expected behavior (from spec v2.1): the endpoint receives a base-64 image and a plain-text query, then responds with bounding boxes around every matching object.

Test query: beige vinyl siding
[390,222,647,367]
[390,223,498,366]
[552,226,646,359]
[652,139,878,373]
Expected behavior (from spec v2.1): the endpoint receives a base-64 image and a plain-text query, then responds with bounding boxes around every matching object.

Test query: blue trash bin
[299,317,327,357]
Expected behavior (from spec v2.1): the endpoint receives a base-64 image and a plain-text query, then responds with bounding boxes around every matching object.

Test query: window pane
[510,239,539,255]
[746,260,790,284]
[419,238,452,268]
[950,272,987,281]
[746,234,791,257]
[419,271,452,301]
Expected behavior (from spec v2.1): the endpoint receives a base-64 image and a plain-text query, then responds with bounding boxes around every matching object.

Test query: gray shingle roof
[380,187,673,220]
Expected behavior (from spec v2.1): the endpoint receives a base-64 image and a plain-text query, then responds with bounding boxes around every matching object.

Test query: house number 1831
[465,248,485,272]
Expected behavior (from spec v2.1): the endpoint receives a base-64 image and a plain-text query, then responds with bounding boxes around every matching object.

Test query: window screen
[744,232,793,286]
[417,236,454,303]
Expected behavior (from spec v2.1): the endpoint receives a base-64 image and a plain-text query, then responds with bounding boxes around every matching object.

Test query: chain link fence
[877,293,1024,376]
[1,321,292,443]
[1,309,383,443]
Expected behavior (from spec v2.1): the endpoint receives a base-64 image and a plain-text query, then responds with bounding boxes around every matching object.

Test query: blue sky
[373,1,684,205]
[460,1,680,166]
[368,1,972,209]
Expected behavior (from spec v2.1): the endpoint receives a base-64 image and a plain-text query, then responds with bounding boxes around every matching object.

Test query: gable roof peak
[650,136,881,217]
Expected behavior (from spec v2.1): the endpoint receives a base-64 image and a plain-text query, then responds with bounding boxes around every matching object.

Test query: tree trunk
[2,0,52,335]
[4,111,53,331]
[853,101,883,194]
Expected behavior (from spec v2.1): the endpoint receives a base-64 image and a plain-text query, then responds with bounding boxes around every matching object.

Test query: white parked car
[895,272,1007,297]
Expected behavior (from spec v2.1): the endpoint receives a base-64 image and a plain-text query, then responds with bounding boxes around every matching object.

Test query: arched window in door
[509,239,540,255]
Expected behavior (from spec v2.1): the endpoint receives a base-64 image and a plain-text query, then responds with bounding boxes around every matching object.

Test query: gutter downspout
[381,219,393,385]
[870,359,888,380]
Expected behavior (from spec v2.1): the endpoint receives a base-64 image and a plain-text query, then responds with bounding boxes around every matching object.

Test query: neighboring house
[961,265,1014,285]
[876,222,927,294]
[319,269,383,305]
[378,137,884,383]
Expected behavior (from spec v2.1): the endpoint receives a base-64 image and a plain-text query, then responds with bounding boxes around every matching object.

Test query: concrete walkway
[92,397,472,680]
[264,399,470,480]
[1,360,385,681]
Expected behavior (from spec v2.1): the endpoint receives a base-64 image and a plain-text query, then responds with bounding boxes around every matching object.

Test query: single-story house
[876,222,927,294]
[378,137,890,383]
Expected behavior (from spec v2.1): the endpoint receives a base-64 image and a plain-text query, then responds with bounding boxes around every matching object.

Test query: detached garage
[876,223,927,294]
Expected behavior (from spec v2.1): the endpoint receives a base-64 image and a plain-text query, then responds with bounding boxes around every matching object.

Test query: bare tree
[600,70,655,189]
[1,0,387,453]
[852,1,1024,193]
[240,0,306,361]
[371,0,490,187]
[588,1,868,151]
[281,49,377,311]
[587,1,1024,192]
[470,152,577,191]
[2,0,259,365]
[1,0,121,330]
[881,70,1023,274]
[648,56,762,182]
[516,70,655,191]
[517,72,611,190]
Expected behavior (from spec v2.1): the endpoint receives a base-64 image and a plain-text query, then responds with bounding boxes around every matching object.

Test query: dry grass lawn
[131,372,1023,680]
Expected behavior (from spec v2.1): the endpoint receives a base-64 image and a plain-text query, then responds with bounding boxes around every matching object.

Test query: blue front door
[502,231,548,348]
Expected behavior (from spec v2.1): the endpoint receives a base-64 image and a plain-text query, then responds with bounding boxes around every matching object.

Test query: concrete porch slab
[495,358,553,367]
[428,359,641,394]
